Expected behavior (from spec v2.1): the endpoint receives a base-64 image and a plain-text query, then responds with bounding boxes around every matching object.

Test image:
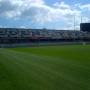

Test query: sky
[0,0,90,30]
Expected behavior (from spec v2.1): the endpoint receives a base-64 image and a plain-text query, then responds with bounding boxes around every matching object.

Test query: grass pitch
[0,45,90,90]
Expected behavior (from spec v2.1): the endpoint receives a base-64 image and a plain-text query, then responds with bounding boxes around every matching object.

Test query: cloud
[0,0,22,18]
[0,0,90,29]
[79,4,90,10]
[0,0,80,20]
[53,2,70,9]
[0,0,45,18]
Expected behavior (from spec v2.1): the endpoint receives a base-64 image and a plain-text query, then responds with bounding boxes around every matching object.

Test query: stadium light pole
[74,15,75,31]
[73,15,76,42]
[81,16,82,24]
[80,16,85,45]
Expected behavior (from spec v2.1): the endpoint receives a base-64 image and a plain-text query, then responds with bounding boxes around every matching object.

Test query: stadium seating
[0,28,90,44]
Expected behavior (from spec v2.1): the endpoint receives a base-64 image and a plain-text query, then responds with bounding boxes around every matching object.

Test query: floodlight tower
[74,15,75,31]
[81,16,83,24]
[73,15,76,41]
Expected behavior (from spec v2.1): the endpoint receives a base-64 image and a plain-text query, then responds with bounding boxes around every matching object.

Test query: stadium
[0,0,90,89]
[0,23,90,90]
[0,23,90,47]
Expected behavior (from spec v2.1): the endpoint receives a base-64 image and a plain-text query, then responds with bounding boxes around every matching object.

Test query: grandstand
[0,28,90,47]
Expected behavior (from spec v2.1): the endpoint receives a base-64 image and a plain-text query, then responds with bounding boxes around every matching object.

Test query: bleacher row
[0,28,90,44]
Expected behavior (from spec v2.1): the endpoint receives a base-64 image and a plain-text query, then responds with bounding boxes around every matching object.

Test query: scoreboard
[80,23,90,32]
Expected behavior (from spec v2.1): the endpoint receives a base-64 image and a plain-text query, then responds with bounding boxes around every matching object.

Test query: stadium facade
[80,23,90,32]
[0,28,90,47]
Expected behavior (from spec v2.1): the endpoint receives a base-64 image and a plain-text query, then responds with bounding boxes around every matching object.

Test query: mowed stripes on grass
[0,45,90,90]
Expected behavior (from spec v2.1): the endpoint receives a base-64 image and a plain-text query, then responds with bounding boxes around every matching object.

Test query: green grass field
[0,45,90,90]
